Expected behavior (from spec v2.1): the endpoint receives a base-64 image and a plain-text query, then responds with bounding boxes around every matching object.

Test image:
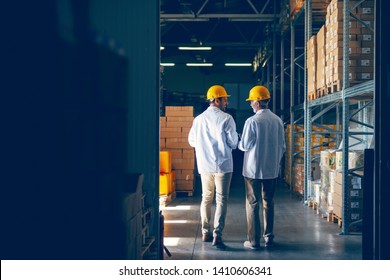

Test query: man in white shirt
[188,85,239,249]
[238,85,285,250]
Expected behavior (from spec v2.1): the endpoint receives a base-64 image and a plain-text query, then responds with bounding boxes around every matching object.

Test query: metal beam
[196,0,210,16]
[161,13,278,21]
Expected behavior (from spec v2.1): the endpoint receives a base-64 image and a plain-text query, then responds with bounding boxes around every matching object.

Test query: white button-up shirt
[188,106,239,174]
[238,109,286,179]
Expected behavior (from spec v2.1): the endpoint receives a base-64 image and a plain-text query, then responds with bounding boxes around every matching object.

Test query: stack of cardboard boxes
[320,149,364,223]
[326,0,374,88]
[307,0,375,100]
[333,171,363,222]
[290,0,330,21]
[307,35,317,100]
[160,106,195,198]
[316,25,327,96]
[285,124,338,195]
[284,124,304,187]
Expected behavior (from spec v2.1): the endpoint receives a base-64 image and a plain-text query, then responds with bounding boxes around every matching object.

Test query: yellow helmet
[246,85,271,101]
[206,85,230,100]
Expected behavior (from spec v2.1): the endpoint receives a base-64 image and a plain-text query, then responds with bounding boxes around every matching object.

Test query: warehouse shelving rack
[276,1,305,191]
[279,0,374,235]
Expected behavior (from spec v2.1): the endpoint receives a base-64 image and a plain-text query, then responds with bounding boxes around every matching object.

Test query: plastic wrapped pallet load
[320,149,337,169]
[335,150,364,170]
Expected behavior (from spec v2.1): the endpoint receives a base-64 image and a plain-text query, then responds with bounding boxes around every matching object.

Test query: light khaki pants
[200,172,232,238]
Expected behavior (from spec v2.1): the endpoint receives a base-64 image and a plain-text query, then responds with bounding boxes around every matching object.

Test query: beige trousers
[244,177,276,246]
[200,173,232,238]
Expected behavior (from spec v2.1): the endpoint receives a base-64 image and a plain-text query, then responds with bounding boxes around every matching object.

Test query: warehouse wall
[161,66,257,130]
[162,65,255,95]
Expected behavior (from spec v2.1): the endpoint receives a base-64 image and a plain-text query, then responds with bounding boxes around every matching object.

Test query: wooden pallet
[327,80,342,93]
[316,86,328,98]
[308,91,316,101]
[328,212,342,228]
[308,200,319,212]
[176,190,194,197]
[308,86,329,101]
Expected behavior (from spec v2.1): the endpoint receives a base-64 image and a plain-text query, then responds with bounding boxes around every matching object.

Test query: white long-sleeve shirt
[238,109,286,179]
[188,106,238,174]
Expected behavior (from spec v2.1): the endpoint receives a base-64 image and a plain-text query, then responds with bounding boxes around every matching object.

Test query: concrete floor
[161,173,362,260]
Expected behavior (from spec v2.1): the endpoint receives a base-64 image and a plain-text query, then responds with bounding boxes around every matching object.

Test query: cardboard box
[333,203,342,218]
[169,148,182,159]
[166,121,193,128]
[329,170,336,192]
[165,106,194,117]
[166,137,192,149]
[334,181,342,196]
[160,138,166,149]
[182,127,191,134]
[160,117,166,128]
[334,171,363,191]
[161,131,185,138]
[172,158,195,170]
[182,149,195,159]
[320,149,337,169]
[175,179,194,191]
[160,127,182,138]
[335,151,364,170]
[166,116,194,123]
[175,169,195,180]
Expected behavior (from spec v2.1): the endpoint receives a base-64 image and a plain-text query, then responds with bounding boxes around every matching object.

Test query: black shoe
[202,234,212,242]
[265,240,274,248]
[212,236,226,249]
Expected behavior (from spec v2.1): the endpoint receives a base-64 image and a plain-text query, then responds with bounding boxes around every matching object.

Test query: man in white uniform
[188,85,239,249]
[238,85,285,249]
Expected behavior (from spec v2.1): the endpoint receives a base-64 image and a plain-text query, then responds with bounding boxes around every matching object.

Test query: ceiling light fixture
[225,63,252,67]
[186,63,213,67]
[160,63,175,66]
[160,46,165,50]
[179,46,212,50]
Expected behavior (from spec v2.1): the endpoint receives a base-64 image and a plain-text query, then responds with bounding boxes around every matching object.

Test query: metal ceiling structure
[160,0,280,67]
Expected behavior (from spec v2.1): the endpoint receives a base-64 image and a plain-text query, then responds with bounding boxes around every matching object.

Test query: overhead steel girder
[160,13,278,21]
[161,0,275,21]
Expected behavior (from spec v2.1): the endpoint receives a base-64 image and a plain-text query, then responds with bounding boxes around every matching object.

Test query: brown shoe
[212,236,226,249]
[202,234,212,242]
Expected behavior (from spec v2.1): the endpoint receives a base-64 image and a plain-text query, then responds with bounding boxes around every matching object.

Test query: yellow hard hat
[206,85,230,100]
[246,85,271,101]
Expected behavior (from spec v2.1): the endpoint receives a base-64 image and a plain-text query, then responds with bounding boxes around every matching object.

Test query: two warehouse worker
[188,84,286,250]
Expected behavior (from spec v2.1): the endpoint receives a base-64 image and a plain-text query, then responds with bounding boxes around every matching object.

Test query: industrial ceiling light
[160,46,165,50]
[225,63,252,67]
[186,63,213,66]
[178,46,212,50]
[160,63,175,66]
